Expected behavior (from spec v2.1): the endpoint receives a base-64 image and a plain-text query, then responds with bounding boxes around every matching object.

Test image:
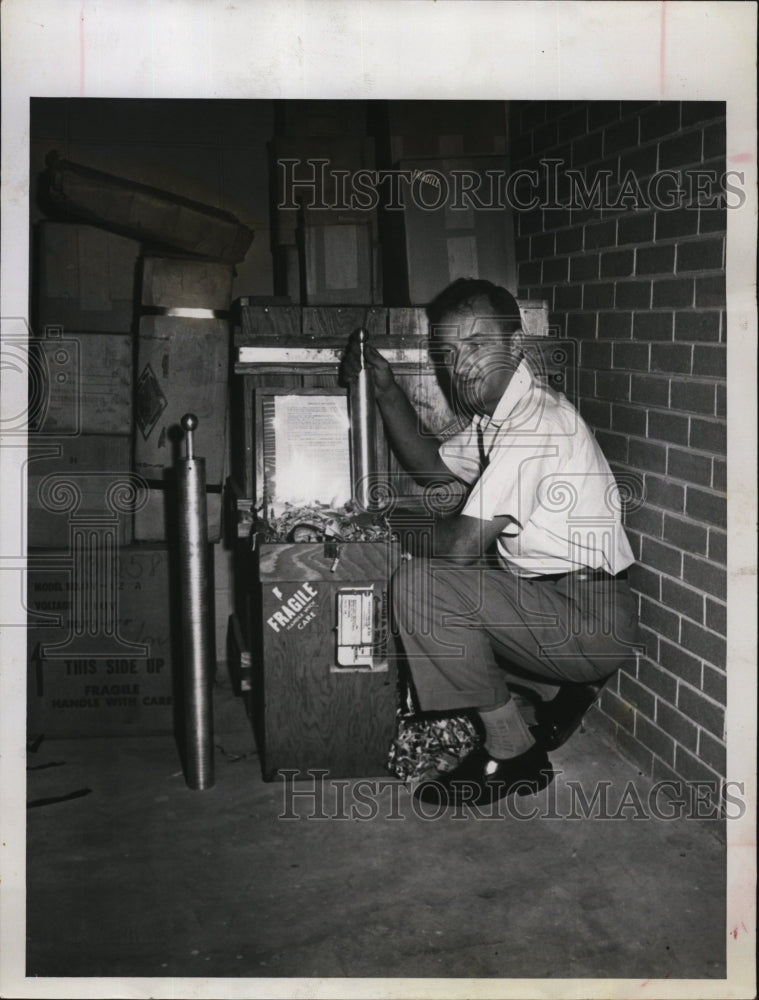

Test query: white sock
[478,698,536,759]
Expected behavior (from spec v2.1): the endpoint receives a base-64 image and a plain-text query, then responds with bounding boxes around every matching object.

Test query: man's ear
[509,328,525,360]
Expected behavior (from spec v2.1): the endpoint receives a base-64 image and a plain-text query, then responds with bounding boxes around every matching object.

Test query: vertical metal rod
[177,413,214,790]
[349,328,378,511]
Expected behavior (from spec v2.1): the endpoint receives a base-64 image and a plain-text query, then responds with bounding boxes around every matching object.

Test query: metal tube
[349,328,378,511]
[176,413,214,790]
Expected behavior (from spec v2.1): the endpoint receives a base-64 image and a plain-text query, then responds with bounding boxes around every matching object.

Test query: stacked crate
[133,255,233,543]
[28,221,177,736]
[270,101,381,304]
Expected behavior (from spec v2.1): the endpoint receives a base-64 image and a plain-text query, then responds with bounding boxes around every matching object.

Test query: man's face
[431,305,522,418]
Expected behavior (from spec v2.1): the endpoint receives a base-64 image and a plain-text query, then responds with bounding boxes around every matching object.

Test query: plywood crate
[27,544,176,737]
[30,330,133,435]
[27,434,134,548]
[253,541,400,780]
[134,314,229,486]
[35,221,141,333]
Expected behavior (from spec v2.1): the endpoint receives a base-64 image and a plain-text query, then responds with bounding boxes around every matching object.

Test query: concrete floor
[24,668,727,987]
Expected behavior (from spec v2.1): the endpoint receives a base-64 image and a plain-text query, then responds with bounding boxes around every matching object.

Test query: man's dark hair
[426,278,522,333]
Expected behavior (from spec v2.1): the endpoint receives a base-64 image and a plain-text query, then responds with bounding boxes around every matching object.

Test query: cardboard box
[35,221,140,333]
[27,545,176,737]
[44,155,254,264]
[27,435,133,548]
[382,155,517,305]
[30,330,133,435]
[140,256,234,311]
[134,483,222,544]
[253,541,399,779]
[134,315,229,486]
[301,222,378,305]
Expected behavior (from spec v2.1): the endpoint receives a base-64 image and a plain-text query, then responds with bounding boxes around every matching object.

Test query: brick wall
[508,101,728,802]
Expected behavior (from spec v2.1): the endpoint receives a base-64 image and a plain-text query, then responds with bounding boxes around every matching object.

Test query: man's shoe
[531,682,604,751]
[413,743,553,807]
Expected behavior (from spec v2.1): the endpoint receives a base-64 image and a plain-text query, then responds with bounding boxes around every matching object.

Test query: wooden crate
[252,541,400,780]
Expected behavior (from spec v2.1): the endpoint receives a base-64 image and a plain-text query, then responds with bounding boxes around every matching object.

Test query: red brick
[670,379,716,414]
[641,538,683,579]
[556,226,584,254]
[715,385,726,418]
[677,683,725,739]
[692,345,726,378]
[627,563,661,600]
[702,663,726,702]
[603,117,639,156]
[694,274,726,307]
[680,620,726,670]
[542,257,569,283]
[645,474,685,513]
[689,416,725,453]
[619,144,658,180]
[637,657,678,703]
[558,106,589,143]
[662,514,708,556]
[635,714,676,766]
[594,429,629,464]
[639,596,680,643]
[636,244,675,275]
[708,528,726,564]
[631,373,669,407]
[650,343,692,374]
[652,278,694,308]
[698,204,726,235]
[596,371,631,401]
[661,577,704,624]
[615,281,652,310]
[674,311,721,342]
[570,254,600,281]
[647,409,689,445]
[598,310,634,339]
[627,505,664,540]
[611,403,647,436]
[705,599,726,637]
[639,103,681,141]
[566,312,597,339]
[702,122,726,160]
[578,398,611,430]
[683,553,726,601]
[659,129,703,170]
[554,285,582,311]
[600,249,635,278]
[676,238,724,273]
[656,208,699,240]
[620,671,656,719]
[686,487,726,528]
[588,101,621,129]
[580,341,612,369]
[667,447,711,486]
[598,687,635,733]
[659,639,703,690]
[584,219,617,249]
[698,729,726,778]
[611,341,647,371]
[583,283,615,309]
[657,699,699,752]
[632,312,673,341]
[674,744,722,786]
[681,102,724,127]
[628,438,666,474]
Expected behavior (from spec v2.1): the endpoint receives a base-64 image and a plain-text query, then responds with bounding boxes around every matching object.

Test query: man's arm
[341,330,461,488]
[432,512,518,563]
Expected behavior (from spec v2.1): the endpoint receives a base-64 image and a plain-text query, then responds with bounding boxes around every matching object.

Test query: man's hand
[339,329,396,396]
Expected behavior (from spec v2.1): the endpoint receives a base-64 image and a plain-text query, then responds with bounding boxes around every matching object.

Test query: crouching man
[341,279,640,808]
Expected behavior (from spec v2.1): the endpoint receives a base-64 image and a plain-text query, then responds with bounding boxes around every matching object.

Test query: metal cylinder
[349,328,378,511]
[176,413,214,790]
